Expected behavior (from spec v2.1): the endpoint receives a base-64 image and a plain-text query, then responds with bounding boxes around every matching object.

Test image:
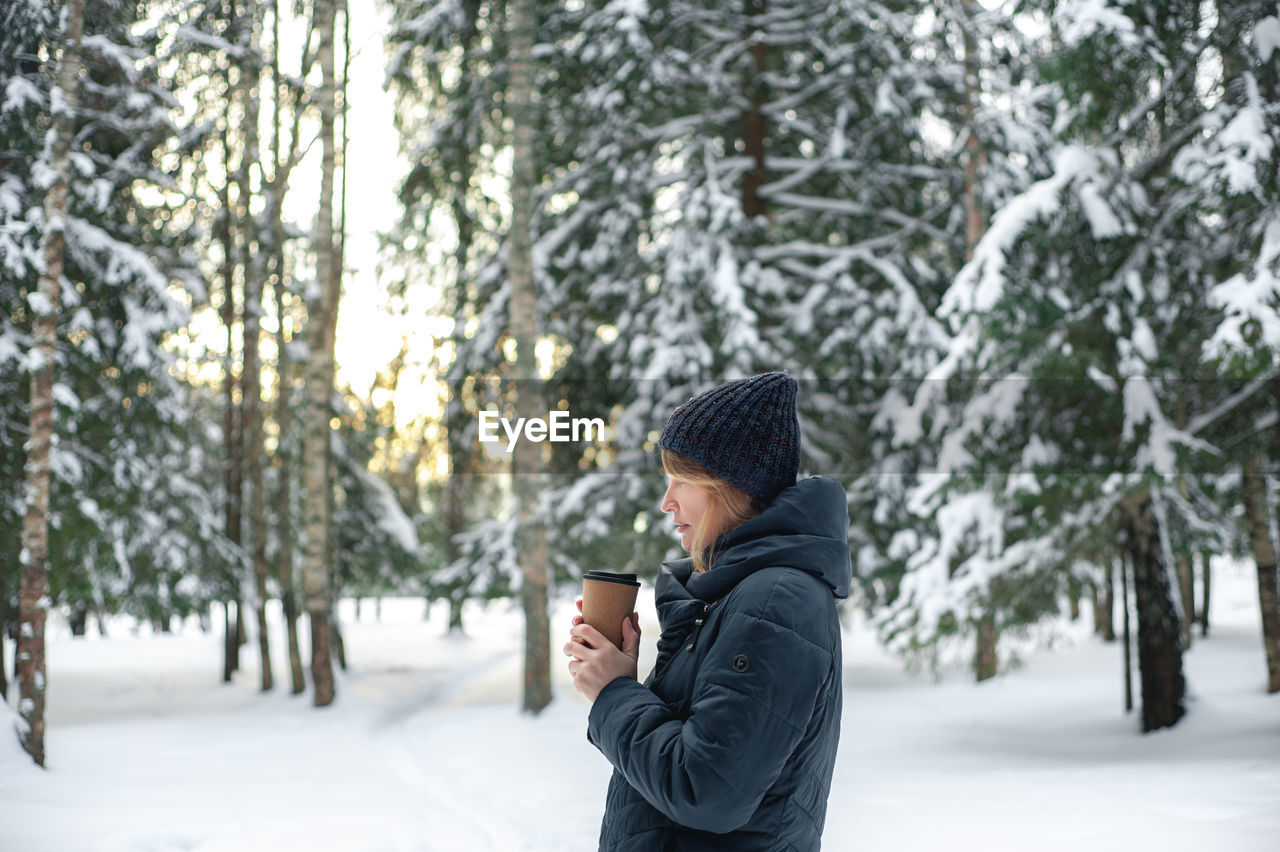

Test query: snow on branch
[940,145,1113,320]
[1054,0,1138,49]
[1121,376,1219,474]
[1187,367,1280,437]
[173,26,248,60]
[765,192,950,244]
[1204,217,1280,360]
[2,76,44,114]
[80,35,141,84]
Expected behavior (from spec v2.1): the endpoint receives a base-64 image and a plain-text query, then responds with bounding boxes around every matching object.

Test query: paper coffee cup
[581,571,641,650]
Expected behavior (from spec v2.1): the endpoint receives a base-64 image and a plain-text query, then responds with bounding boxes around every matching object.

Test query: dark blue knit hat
[658,372,800,503]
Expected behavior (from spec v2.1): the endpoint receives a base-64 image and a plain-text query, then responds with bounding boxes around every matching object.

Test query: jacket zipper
[685,604,711,652]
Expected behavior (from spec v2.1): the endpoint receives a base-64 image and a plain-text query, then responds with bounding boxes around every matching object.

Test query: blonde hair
[661,448,766,573]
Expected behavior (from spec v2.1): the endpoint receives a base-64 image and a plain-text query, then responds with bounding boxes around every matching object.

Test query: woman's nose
[660,483,676,513]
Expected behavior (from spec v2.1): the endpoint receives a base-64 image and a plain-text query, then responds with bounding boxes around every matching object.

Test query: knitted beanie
[658,372,800,503]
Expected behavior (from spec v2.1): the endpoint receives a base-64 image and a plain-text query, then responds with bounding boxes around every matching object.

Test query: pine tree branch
[1129,119,1204,184]
[1103,22,1221,153]
[1188,369,1280,438]
[764,191,951,243]
[1222,409,1279,451]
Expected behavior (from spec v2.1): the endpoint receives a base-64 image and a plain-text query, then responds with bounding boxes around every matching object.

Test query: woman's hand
[564,599,641,702]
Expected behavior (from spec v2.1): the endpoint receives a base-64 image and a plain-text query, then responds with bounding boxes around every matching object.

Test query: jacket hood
[657,476,852,607]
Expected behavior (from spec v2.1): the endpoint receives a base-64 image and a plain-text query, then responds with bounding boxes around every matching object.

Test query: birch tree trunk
[272,221,305,694]
[237,4,272,692]
[268,0,307,695]
[1241,454,1280,692]
[220,107,243,683]
[276,269,305,694]
[508,0,551,715]
[1122,490,1186,731]
[272,215,305,694]
[19,0,85,768]
[304,0,341,707]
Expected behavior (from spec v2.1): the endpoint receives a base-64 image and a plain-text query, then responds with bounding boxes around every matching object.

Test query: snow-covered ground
[3,559,1278,852]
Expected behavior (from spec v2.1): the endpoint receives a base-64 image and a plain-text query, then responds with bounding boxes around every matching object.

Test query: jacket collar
[654,476,851,627]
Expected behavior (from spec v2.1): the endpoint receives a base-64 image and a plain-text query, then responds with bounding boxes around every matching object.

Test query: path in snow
[2,565,1279,851]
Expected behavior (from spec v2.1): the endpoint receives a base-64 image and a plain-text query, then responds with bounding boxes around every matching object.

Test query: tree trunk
[237,4,272,692]
[268,0,306,697]
[0,572,9,699]
[1174,411,1194,648]
[272,197,305,697]
[437,0,481,640]
[1095,556,1116,641]
[441,196,472,636]
[1199,551,1211,638]
[1122,491,1186,732]
[220,106,243,681]
[1241,454,1280,692]
[69,605,87,637]
[1175,551,1194,650]
[333,613,347,671]
[974,615,997,682]
[508,0,551,715]
[961,0,987,261]
[304,0,341,708]
[447,594,466,635]
[740,0,768,219]
[223,601,237,683]
[18,0,86,768]
[1121,548,1133,714]
[1269,373,1280,684]
[1256,559,1280,694]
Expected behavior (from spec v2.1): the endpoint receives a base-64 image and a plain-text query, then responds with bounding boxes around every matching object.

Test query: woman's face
[660,476,719,552]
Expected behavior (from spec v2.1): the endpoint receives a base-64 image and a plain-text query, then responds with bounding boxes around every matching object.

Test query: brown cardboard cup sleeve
[581,571,641,650]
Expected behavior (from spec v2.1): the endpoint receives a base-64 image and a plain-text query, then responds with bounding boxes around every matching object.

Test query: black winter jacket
[587,476,851,851]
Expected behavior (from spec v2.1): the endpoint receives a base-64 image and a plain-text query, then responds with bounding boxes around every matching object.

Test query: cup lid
[584,570,640,587]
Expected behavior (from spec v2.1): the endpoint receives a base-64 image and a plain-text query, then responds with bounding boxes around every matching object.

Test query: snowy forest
[2,0,1280,846]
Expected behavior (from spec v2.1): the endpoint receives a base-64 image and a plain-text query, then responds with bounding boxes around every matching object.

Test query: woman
[565,371,851,851]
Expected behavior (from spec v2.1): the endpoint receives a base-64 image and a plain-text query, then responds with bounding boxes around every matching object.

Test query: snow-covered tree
[385,0,515,627]
[527,0,980,592]
[1,0,243,760]
[1197,0,1280,693]
[385,1,982,634]
[879,0,1280,726]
